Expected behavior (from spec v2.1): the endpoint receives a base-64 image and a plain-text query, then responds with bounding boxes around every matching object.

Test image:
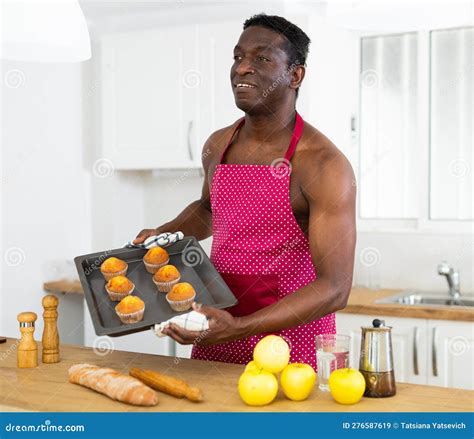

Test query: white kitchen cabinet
[99,21,247,171]
[336,312,473,389]
[427,319,474,390]
[100,25,201,169]
[336,313,428,385]
[175,342,193,360]
[197,21,244,147]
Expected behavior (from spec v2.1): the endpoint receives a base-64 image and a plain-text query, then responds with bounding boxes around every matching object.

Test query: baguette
[69,364,158,406]
[130,367,203,402]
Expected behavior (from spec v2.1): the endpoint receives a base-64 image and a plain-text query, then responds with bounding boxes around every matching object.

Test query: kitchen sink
[375,291,474,307]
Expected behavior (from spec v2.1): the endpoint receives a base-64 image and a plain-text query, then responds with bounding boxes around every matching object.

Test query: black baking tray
[74,236,238,337]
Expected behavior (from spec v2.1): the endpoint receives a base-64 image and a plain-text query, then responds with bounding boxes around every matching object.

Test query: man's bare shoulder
[296,121,354,181]
[201,120,242,167]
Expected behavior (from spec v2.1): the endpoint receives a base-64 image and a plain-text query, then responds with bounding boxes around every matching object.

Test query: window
[359,33,419,219]
[358,27,473,229]
[430,27,473,220]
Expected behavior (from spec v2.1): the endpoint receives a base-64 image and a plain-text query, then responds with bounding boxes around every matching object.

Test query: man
[134,14,356,368]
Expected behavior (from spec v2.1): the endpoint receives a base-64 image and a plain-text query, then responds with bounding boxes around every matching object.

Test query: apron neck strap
[219,118,245,164]
[219,111,304,164]
[283,111,304,162]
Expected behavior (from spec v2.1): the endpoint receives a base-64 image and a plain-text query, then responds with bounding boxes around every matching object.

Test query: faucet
[437,261,461,300]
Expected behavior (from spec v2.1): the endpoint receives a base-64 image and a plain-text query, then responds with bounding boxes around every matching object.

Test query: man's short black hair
[243,13,311,67]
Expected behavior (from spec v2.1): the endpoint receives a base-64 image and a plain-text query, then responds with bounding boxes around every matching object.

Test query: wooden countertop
[341,288,474,322]
[0,338,472,412]
[43,279,83,295]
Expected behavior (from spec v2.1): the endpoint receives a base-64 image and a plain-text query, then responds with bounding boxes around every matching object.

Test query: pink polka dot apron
[191,111,336,369]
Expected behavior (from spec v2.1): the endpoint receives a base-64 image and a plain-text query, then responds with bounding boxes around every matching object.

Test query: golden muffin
[153,265,181,293]
[115,296,145,324]
[105,275,134,301]
[100,257,128,281]
[166,282,196,312]
[143,247,170,274]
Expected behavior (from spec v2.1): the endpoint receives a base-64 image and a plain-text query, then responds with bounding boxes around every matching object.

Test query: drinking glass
[315,334,351,391]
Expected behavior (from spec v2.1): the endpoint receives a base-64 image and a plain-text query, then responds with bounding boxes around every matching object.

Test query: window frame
[356,28,473,235]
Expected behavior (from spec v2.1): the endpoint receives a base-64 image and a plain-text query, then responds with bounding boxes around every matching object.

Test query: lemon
[238,369,278,406]
[253,335,290,374]
[328,368,366,405]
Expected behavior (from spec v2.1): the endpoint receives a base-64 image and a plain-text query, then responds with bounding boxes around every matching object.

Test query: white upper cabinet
[359,33,419,220]
[99,20,246,170]
[100,25,201,169]
[196,21,244,148]
[430,27,473,220]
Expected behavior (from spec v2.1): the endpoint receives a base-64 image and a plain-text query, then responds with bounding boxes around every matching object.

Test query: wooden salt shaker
[42,295,60,363]
[17,312,38,368]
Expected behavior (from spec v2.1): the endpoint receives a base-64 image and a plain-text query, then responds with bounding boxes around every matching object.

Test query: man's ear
[289,65,305,91]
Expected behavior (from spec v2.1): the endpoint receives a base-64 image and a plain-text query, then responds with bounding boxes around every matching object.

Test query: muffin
[100,257,128,281]
[115,296,145,324]
[143,247,170,274]
[105,275,134,301]
[166,282,196,312]
[153,265,181,293]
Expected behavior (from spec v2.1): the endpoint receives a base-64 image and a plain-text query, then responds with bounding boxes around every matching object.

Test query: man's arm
[234,150,356,337]
[134,132,222,243]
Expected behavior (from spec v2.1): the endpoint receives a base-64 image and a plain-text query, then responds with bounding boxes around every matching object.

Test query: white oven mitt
[124,231,184,249]
[152,311,209,337]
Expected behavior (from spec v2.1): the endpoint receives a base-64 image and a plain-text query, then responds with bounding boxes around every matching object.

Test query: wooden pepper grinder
[42,295,60,363]
[17,312,38,368]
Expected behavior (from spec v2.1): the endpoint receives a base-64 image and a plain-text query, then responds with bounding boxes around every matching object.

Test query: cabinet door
[197,21,244,148]
[336,313,428,384]
[100,25,199,169]
[389,316,428,385]
[427,320,474,390]
[174,342,193,360]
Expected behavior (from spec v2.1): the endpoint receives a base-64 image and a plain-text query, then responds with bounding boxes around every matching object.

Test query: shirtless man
[135,14,356,367]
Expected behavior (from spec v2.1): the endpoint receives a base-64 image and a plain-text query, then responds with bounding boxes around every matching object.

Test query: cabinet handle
[413,326,419,375]
[187,120,194,161]
[432,327,438,377]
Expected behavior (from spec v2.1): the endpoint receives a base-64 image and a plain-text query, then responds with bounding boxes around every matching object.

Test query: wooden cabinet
[336,313,472,389]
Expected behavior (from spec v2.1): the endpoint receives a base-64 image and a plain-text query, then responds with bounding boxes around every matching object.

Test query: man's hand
[162,302,242,346]
[133,228,161,245]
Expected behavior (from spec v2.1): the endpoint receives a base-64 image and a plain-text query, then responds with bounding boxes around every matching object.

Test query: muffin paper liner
[115,304,145,324]
[166,291,196,312]
[143,258,170,274]
[152,275,181,293]
[105,283,135,302]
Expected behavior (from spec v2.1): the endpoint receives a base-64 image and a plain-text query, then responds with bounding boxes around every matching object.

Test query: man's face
[230,26,293,114]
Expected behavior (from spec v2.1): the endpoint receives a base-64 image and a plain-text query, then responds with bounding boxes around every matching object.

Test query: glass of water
[315,334,351,392]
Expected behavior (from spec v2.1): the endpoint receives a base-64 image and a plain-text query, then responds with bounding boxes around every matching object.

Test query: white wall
[354,231,473,293]
[1,61,91,343]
